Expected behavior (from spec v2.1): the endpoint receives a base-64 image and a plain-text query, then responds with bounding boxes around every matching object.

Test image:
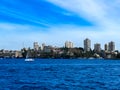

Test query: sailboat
[25,58,34,61]
[25,50,34,61]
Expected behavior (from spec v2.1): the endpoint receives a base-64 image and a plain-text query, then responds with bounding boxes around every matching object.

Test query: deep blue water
[0,59,120,90]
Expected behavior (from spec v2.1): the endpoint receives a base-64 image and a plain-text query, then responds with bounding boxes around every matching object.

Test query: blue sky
[0,0,120,50]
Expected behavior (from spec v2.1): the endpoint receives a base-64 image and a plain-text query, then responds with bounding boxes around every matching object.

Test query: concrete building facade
[94,43,101,52]
[104,44,108,51]
[84,38,91,52]
[33,42,39,51]
[108,41,115,52]
[65,41,73,48]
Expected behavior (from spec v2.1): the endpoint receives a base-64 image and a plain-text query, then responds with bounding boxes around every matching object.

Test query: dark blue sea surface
[0,59,120,90]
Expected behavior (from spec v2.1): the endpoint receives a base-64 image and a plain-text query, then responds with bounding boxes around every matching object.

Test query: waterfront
[0,59,120,90]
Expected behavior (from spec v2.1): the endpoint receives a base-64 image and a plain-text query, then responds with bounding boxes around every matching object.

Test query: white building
[94,43,101,52]
[44,45,53,53]
[33,42,39,51]
[84,38,91,52]
[15,51,22,58]
[41,43,45,50]
[65,41,73,48]
[108,41,115,52]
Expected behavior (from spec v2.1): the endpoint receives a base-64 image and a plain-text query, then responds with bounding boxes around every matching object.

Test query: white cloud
[47,0,120,27]
[1,0,120,50]
[46,0,120,50]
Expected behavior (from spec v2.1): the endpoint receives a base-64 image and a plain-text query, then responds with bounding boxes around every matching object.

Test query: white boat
[25,58,34,61]
[25,50,34,61]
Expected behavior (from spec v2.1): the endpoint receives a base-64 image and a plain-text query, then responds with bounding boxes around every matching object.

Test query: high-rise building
[84,38,91,52]
[104,44,108,51]
[65,41,73,48]
[94,43,101,52]
[33,42,39,51]
[108,41,115,52]
[41,43,45,50]
[44,45,53,53]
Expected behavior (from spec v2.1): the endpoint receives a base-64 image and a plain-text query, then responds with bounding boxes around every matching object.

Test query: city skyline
[1,39,116,52]
[0,0,120,50]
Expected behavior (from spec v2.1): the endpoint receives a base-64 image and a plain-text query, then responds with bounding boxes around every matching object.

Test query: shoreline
[0,57,120,60]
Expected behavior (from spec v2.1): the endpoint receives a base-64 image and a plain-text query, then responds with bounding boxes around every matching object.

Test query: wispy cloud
[47,0,120,27]
[46,0,120,49]
[0,0,91,26]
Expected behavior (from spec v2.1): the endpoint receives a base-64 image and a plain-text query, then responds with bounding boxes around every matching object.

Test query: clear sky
[0,0,120,50]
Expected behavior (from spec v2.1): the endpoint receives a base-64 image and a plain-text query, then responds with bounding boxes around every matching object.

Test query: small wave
[19,85,51,90]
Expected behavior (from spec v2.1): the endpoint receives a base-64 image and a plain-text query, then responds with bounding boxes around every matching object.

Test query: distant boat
[25,58,34,61]
[25,51,34,61]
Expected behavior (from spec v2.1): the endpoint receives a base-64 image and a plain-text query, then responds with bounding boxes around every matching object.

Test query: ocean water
[0,59,120,90]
